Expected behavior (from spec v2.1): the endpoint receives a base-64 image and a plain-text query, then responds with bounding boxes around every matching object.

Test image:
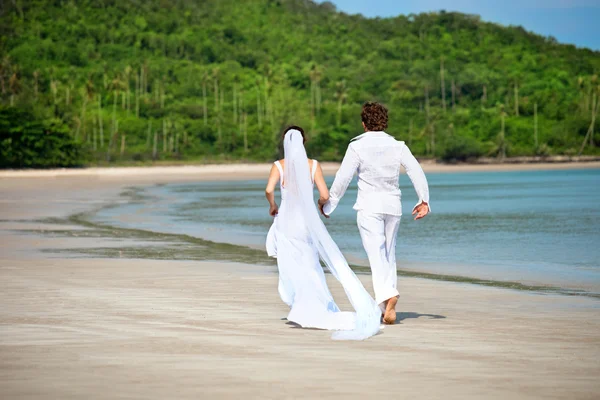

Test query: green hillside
[1,0,599,167]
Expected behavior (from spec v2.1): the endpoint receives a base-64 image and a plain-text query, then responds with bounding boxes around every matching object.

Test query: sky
[318,0,600,51]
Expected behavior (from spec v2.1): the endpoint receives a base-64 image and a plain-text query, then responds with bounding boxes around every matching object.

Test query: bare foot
[383,296,398,325]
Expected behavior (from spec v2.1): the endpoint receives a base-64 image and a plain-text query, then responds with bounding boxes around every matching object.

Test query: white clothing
[323,131,431,306]
[265,130,381,340]
[357,211,401,306]
[266,159,318,260]
[267,158,355,331]
[323,131,430,216]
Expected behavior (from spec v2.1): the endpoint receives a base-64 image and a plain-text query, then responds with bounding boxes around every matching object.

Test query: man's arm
[321,145,360,216]
[400,143,431,219]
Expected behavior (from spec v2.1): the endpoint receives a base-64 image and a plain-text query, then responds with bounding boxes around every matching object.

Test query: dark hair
[282,125,306,143]
[361,102,388,131]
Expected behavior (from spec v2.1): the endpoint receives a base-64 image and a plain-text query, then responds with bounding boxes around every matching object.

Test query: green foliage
[439,134,483,162]
[0,0,599,167]
[0,107,84,168]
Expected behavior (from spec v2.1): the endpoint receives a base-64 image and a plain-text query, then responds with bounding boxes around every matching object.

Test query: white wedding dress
[266,130,381,340]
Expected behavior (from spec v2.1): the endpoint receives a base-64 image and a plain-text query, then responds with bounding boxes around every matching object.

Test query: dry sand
[1,159,600,182]
[0,169,599,399]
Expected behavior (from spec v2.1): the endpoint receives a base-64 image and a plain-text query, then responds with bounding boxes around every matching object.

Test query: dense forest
[1,0,599,168]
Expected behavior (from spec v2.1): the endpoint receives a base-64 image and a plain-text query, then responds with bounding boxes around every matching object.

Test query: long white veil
[282,129,381,340]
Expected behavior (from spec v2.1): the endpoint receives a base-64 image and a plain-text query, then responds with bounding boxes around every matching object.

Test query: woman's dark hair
[282,125,306,143]
[361,102,388,131]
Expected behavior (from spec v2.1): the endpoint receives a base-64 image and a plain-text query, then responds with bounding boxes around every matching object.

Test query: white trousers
[357,211,401,307]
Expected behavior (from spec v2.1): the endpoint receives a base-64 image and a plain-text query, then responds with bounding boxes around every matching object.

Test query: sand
[1,160,600,182]
[1,169,599,399]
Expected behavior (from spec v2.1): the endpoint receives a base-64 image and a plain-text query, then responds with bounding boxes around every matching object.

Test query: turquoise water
[91,169,600,293]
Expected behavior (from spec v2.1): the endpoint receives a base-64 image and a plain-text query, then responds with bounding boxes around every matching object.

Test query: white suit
[323,131,430,306]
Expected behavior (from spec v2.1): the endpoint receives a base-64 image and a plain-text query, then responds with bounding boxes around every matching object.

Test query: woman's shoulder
[274,159,318,167]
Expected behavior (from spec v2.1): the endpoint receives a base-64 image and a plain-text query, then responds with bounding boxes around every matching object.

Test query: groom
[320,102,430,325]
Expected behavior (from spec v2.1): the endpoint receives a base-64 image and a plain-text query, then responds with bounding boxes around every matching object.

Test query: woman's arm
[314,163,330,217]
[265,164,280,216]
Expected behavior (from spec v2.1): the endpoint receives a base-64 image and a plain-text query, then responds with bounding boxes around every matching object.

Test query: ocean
[90,168,600,296]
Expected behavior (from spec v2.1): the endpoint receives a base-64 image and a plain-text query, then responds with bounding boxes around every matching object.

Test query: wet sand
[0,172,599,399]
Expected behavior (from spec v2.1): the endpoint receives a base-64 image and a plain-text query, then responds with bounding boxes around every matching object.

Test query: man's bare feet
[383,296,398,325]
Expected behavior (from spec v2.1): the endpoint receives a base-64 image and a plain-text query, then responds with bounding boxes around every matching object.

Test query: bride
[265,126,381,340]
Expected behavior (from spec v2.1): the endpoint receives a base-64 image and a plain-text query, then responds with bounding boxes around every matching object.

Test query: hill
[1,0,599,167]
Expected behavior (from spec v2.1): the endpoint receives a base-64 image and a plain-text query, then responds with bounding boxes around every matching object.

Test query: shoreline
[1,166,599,399]
[2,163,598,298]
[1,173,599,399]
[57,205,599,300]
[1,159,599,180]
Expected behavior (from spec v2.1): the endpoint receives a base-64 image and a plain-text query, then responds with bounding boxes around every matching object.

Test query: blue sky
[318,0,600,50]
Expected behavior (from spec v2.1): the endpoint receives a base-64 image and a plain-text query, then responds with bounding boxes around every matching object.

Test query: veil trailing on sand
[281,129,381,340]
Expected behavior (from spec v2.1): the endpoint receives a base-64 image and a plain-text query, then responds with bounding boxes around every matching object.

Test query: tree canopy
[1,0,599,167]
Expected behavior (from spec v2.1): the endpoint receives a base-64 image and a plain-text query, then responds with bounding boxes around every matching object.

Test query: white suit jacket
[323,131,430,216]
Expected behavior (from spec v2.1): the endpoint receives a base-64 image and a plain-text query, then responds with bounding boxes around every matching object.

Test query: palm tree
[534,102,538,149]
[0,56,11,97]
[243,112,248,153]
[160,78,165,109]
[152,130,158,160]
[146,120,152,148]
[32,70,39,100]
[233,78,239,126]
[202,71,209,126]
[163,119,168,152]
[93,116,97,151]
[424,84,435,155]
[255,79,262,128]
[142,62,149,96]
[334,80,348,127]
[51,80,58,107]
[212,67,220,114]
[109,74,124,147]
[135,67,141,118]
[212,68,222,144]
[97,94,104,147]
[11,0,24,20]
[309,64,323,120]
[498,104,507,160]
[124,65,132,112]
[440,57,446,113]
[262,65,274,129]
[219,87,224,147]
[451,79,457,113]
[514,80,520,116]
[8,67,20,106]
[481,84,487,109]
[587,75,597,114]
[577,76,587,113]
[579,91,599,155]
[77,78,95,141]
[86,77,95,100]
[238,87,245,141]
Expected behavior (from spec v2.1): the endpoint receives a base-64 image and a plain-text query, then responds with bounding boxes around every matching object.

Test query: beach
[1,165,599,399]
[2,159,600,180]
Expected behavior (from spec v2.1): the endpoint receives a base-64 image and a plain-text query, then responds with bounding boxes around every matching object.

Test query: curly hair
[361,102,388,131]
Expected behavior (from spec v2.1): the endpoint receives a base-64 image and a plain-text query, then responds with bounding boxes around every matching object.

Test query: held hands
[319,203,330,218]
[269,203,279,217]
[412,202,430,220]
[318,198,330,219]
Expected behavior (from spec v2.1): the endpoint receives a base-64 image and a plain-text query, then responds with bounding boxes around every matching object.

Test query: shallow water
[90,168,600,295]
